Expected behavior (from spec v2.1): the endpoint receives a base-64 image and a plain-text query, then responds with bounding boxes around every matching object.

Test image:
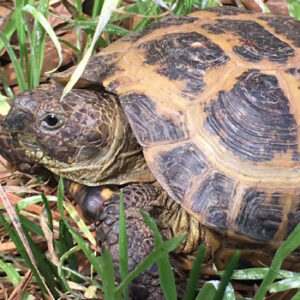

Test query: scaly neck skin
[85,108,155,186]
[40,90,156,186]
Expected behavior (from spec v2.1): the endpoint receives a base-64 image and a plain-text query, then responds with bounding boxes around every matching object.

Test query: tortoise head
[2,85,154,185]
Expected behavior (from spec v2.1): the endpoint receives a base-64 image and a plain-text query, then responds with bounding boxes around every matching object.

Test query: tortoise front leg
[97,184,161,299]
[71,183,186,299]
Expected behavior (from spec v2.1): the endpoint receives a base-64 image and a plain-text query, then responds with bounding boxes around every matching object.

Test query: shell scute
[204,6,252,16]
[145,142,208,202]
[123,15,198,42]
[260,16,300,47]
[190,172,234,229]
[138,32,229,98]
[202,20,295,63]
[235,188,283,242]
[120,93,186,146]
[204,69,299,162]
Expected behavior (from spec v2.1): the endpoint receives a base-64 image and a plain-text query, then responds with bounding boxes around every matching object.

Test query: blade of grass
[119,190,129,300]
[287,0,300,19]
[185,0,192,14]
[0,11,17,52]
[58,37,81,54]
[40,193,54,231]
[218,267,299,281]
[92,0,104,17]
[58,245,83,298]
[0,259,22,286]
[105,24,131,36]
[268,277,300,293]
[20,228,63,297]
[19,215,45,238]
[101,247,116,299]
[213,251,240,300]
[75,0,83,57]
[0,184,55,296]
[26,0,49,87]
[115,234,186,297]
[16,195,57,212]
[140,210,177,300]
[152,0,169,10]
[0,32,26,91]
[61,0,119,99]
[59,248,102,290]
[0,212,48,295]
[136,0,146,14]
[58,219,78,281]
[254,222,300,300]
[201,0,219,9]
[0,258,32,299]
[56,176,103,278]
[14,0,28,72]
[133,3,160,31]
[64,201,96,246]
[183,244,206,300]
[0,96,11,116]
[110,3,142,22]
[0,68,14,99]
[197,280,235,300]
[23,4,63,75]
[292,289,300,300]
[174,0,185,15]
[196,281,217,299]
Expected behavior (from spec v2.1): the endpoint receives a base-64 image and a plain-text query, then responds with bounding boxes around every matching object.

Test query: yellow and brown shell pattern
[58,7,300,245]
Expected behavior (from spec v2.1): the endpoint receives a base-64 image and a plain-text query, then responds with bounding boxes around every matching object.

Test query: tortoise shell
[55,6,300,245]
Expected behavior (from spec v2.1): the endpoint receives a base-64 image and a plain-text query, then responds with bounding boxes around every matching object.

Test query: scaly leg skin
[69,182,187,299]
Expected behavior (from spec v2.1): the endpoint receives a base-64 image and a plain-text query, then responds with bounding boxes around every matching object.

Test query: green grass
[2,0,300,299]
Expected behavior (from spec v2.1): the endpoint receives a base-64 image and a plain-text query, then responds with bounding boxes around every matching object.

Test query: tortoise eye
[41,114,62,130]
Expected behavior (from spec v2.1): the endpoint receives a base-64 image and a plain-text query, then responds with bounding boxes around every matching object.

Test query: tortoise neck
[73,94,155,186]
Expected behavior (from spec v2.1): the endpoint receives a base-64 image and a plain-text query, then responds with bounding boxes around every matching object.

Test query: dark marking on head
[122,16,198,42]
[205,6,252,15]
[154,142,208,201]
[205,69,299,162]
[236,188,282,241]
[191,172,233,229]
[203,20,294,63]
[260,16,300,47]
[138,32,229,97]
[120,93,185,146]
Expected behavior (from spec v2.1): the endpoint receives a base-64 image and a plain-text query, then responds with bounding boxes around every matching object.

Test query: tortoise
[2,5,300,298]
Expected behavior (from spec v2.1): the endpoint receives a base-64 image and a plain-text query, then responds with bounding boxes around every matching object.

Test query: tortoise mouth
[18,134,67,169]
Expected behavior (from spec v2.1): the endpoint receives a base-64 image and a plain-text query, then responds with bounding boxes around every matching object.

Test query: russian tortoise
[3,5,300,297]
